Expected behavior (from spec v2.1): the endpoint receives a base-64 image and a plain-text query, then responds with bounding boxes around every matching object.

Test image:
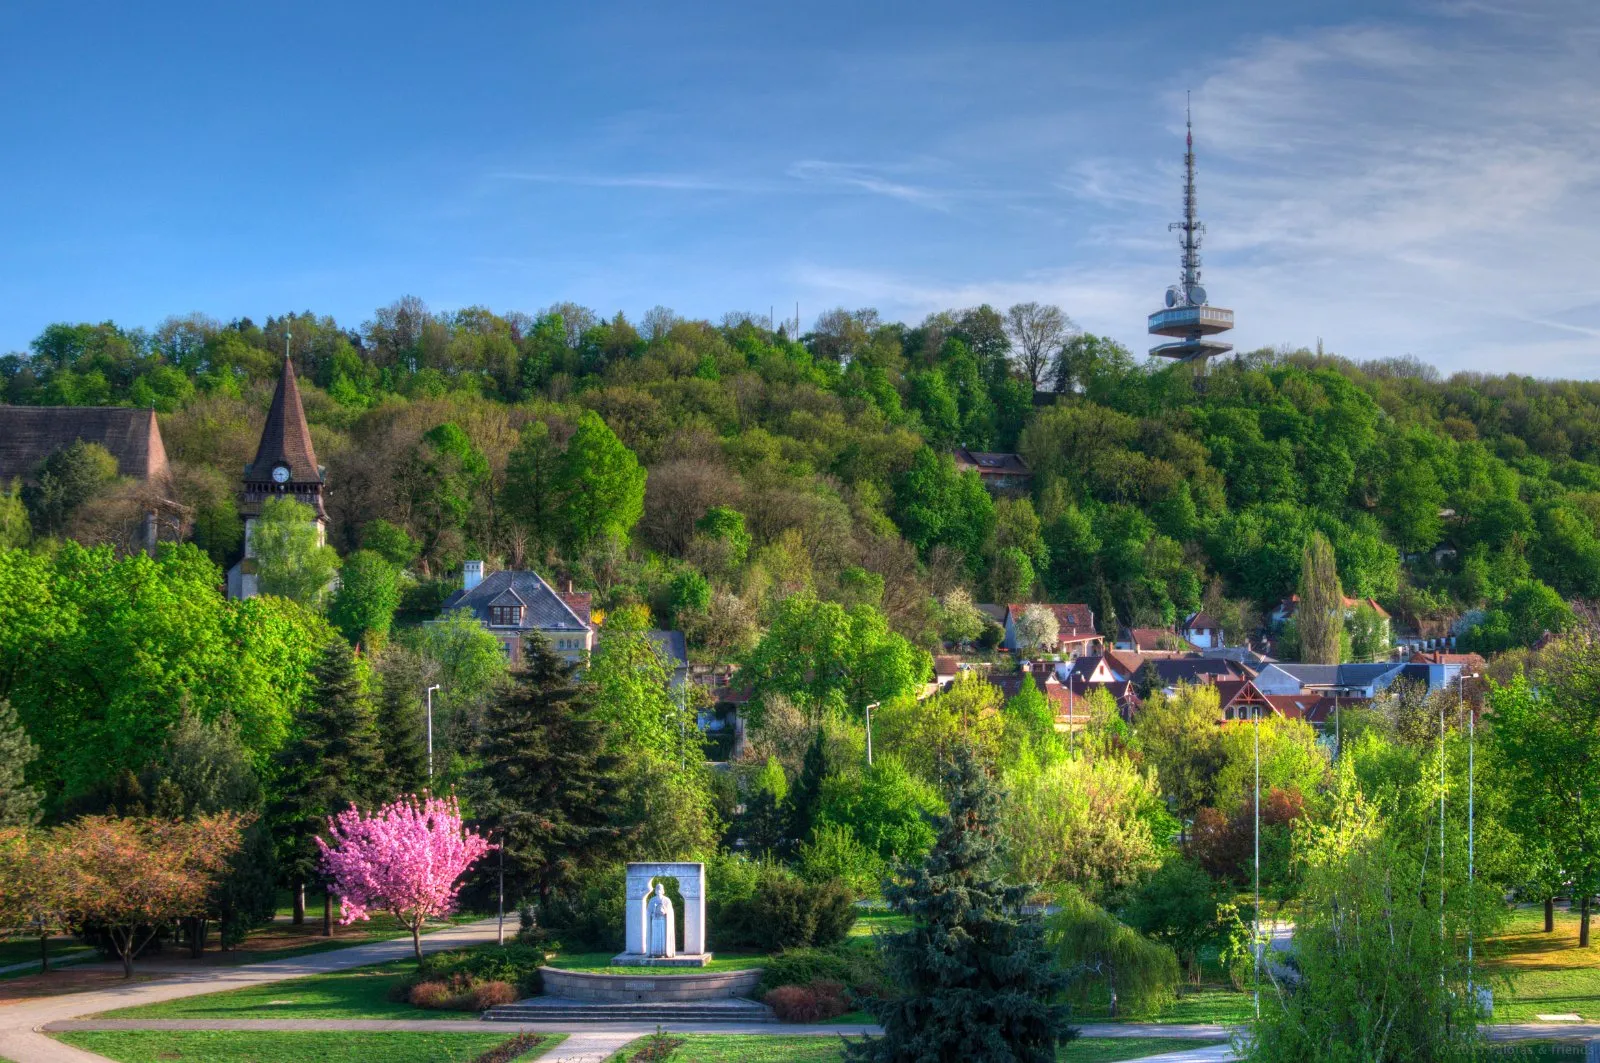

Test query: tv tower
[1148,94,1234,364]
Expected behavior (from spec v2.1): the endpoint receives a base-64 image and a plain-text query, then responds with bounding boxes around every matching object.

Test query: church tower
[226,358,327,599]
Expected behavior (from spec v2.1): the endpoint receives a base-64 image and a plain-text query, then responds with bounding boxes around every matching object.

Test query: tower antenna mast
[1147,91,1234,366]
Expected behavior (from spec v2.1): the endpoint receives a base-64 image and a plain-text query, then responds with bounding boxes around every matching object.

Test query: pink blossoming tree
[318,795,493,960]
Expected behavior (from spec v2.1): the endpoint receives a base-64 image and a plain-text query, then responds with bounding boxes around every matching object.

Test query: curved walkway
[0,919,504,1063]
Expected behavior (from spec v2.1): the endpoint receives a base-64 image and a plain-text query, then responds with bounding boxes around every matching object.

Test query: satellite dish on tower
[1187,285,1207,306]
[1165,288,1178,308]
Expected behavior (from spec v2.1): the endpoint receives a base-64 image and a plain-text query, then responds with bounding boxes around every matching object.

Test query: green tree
[251,496,339,605]
[361,519,420,568]
[1458,578,1574,653]
[23,440,119,535]
[1345,603,1388,660]
[0,543,330,811]
[1297,530,1342,665]
[1490,628,1600,946]
[694,505,752,571]
[817,756,944,868]
[327,550,402,648]
[1134,684,1224,837]
[471,634,625,904]
[1244,764,1486,1061]
[270,638,386,925]
[892,447,996,565]
[144,714,278,951]
[0,480,29,549]
[372,645,429,797]
[1121,855,1222,981]
[586,627,697,765]
[500,420,561,559]
[0,699,41,827]
[555,410,646,559]
[1048,888,1180,1018]
[849,745,1074,1062]
[743,595,929,724]
[937,587,985,648]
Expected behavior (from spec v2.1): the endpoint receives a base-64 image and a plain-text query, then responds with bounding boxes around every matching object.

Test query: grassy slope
[96,960,474,1022]
[52,1031,556,1063]
[609,1034,1224,1063]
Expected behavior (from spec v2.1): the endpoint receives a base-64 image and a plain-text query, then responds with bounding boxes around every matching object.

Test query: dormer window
[489,605,522,627]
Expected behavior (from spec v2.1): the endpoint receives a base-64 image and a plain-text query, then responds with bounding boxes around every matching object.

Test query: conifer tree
[471,633,624,905]
[849,744,1074,1063]
[0,699,41,827]
[271,639,386,925]
[786,730,829,847]
[374,646,429,797]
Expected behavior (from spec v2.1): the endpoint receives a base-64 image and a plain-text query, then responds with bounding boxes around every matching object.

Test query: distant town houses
[1001,602,1103,656]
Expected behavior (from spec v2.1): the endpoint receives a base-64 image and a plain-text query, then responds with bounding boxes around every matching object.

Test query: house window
[490,606,522,627]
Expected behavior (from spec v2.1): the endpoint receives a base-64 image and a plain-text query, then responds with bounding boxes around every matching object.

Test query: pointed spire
[247,357,323,486]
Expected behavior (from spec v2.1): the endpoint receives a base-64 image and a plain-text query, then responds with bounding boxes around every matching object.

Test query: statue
[646,882,676,958]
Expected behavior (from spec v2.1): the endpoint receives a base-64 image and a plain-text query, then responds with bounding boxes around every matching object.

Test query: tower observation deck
[1148,98,1233,363]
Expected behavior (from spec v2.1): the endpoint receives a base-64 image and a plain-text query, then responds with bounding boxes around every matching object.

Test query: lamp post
[864,702,879,767]
[497,834,506,947]
[1440,686,1446,948]
[1254,701,1261,1021]
[425,685,441,782]
[1461,670,1480,987]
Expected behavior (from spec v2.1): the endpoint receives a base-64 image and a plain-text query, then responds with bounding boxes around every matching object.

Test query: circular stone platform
[537,965,763,1003]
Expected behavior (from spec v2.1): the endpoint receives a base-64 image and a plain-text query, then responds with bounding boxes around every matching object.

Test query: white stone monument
[613,861,711,967]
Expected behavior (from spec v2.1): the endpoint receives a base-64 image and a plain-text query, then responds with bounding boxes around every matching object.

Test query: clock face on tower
[271,464,291,484]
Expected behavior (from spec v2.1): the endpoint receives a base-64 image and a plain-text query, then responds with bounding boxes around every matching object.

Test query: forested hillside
[4,299,1599,655]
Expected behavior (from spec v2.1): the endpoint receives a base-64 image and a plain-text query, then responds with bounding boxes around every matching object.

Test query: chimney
[566,579,573,593]
[463,560,484,592]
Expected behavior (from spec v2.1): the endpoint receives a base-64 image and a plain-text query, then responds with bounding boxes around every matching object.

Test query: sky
[2,0,1598,378]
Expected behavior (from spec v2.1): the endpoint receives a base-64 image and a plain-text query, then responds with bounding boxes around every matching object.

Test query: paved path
[0,918,504,1063]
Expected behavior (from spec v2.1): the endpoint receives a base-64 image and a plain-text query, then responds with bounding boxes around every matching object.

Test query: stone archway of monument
[613,861,712,967]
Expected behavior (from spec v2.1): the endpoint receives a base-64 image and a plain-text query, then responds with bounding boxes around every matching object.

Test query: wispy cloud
[786,160,954,211]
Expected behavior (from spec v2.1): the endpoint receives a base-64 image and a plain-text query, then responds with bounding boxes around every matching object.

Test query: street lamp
[1461,670,1481,988]
[864,702,880,767]
[1254,701,1261,1021]
[425,685,441,782]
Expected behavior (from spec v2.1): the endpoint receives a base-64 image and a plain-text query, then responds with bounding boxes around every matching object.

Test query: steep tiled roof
[1184,611,1222,632]
[646,629,688,667]
[440,570,589,632]
[244,359,322,484]
[1125,627,1194,652]
[1277,594,1391,621]
[1144,658,1251,687]
[0,406,169,484]
[1007,603,1097,637]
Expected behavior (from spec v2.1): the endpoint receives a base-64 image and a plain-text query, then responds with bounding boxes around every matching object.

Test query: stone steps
[484,996,776,1024]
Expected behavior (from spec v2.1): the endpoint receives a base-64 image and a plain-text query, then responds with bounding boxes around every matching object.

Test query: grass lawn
[848,911,912,937]
[1482,903,1600,1023]
[54,1030,558,1063]
[0,938,91,967]
[608,1034,1224,1062]
[95,959,472,1022]
[544,951,768,975]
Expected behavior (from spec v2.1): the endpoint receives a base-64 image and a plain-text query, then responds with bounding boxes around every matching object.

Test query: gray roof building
[439,562,594,664]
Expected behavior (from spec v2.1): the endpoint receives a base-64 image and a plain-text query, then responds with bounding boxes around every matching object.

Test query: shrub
[713,862,859,951]
[765,979,851,1023]
[415,943,546,998]
[468,980,518,1009]
[755,943,888,999]
[408,980,460,1009]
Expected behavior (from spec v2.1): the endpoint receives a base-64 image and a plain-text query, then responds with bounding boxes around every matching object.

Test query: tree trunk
[38,932,48,973]
[322,891,332,937]
[293,881,306,925]
[116,931,134,978]
[1546,897,1555,933]
[188,917,208,958]
[1582,896,1591,949]
[411,921,422,963]
[219,915,230,953]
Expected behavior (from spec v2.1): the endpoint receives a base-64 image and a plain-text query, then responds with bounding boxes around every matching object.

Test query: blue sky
[2,0,1597,377]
